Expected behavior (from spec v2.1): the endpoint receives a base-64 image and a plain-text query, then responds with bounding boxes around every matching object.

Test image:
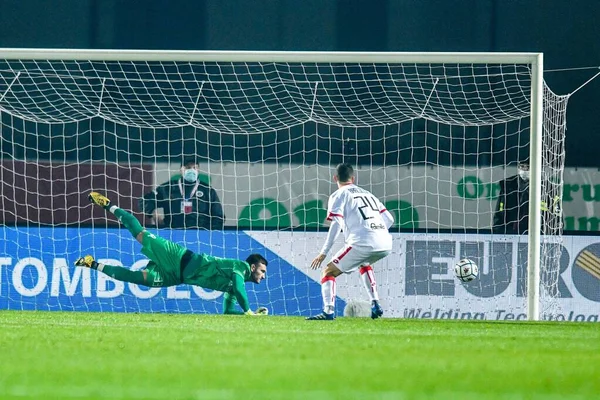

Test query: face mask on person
[518,169,530,182]
[183,169,198,183]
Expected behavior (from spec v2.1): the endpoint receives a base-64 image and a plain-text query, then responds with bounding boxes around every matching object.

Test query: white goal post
[0,49,559,321]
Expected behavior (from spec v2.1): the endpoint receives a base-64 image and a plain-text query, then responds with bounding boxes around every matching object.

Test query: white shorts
[330,245,391,274]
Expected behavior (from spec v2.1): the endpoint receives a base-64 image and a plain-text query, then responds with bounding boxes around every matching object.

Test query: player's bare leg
[359,265,383,319]
[306,263,342,321]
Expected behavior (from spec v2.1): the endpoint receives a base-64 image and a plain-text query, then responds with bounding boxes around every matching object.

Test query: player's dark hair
[336,163,354,182]
[246,254,268,267]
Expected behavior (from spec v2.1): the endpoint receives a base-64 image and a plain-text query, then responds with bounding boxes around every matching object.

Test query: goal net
[0,50,571,320]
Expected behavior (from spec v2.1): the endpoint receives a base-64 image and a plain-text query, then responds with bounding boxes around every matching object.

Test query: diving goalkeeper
[75,192,268,315]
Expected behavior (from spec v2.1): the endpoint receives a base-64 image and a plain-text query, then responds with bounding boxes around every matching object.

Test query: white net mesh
[0,53,571,318]
[1,61,537,128]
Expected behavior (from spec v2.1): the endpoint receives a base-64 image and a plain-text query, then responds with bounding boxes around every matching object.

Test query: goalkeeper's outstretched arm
[222,290,268,315]
[231,273,252,313]
[222,292,244,315]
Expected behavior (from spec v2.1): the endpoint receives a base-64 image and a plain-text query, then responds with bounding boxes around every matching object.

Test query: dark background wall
[0,0,598,167]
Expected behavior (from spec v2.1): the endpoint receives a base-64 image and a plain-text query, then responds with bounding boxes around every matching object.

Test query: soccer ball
[343,300,372,318]
[454,258,479,282]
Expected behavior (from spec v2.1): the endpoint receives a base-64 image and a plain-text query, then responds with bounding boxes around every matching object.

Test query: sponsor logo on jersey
[151,271,164,287]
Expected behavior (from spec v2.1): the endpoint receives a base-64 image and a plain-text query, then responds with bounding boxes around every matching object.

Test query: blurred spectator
[139,157,225,229]
[493,158,562,234]
[493,158,531,234]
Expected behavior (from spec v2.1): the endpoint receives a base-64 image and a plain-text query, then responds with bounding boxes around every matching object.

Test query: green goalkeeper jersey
[181,253,252,312]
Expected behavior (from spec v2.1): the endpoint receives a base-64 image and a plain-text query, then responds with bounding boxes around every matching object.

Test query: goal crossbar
[0,48,541,64]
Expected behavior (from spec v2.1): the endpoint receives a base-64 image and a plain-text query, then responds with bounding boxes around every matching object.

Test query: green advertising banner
[151,163,599,232]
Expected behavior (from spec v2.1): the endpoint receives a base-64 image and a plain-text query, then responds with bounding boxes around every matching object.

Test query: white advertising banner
[247,231,600,321]
[154,163,600,232]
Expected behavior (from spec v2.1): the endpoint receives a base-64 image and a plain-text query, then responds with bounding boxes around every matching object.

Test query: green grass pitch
[0,311,598,400]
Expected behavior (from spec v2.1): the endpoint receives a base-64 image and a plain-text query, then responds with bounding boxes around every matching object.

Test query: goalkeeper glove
[244,308,268,316]
[255,306,269,315]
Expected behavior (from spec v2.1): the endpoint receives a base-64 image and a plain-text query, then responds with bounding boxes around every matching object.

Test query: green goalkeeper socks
[111,207,144,237]
[98,206,146,285]
[98,264,147,286]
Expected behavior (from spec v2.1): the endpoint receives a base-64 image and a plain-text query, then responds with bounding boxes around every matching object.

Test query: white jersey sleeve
[381,209,395,229]
[326,190,345,221]
[376,197,395,228]
[319,217,342,255]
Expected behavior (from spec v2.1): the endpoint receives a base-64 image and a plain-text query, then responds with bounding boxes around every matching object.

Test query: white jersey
[326,184,393,251]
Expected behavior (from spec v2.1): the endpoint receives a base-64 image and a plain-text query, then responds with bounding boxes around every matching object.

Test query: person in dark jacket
[493,158,562,235]
[139,157,225,229]
[493,159,530,234]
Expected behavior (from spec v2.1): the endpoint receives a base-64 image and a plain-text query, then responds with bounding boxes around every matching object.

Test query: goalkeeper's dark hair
[246,254,268,266]
[336,163,354,183]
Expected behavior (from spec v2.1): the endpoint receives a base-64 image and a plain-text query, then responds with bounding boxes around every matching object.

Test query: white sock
[109,205,118,214]
[321,276,336,314]
[97,263,105,272]
[359,266,379,302]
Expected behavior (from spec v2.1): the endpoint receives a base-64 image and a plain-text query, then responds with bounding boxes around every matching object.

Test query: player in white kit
[306,163,395,320]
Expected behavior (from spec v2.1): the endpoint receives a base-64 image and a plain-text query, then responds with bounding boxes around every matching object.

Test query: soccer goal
[0,49,568,320]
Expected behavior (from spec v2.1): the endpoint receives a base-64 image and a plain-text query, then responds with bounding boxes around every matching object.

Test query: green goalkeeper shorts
[139,231,187,287]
